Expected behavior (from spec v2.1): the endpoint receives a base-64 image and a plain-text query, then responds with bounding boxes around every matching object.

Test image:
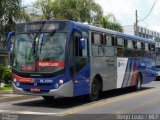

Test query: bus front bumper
[12,81,73,97]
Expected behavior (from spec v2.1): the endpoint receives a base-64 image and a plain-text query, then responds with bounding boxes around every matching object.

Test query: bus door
[69,29,90,96]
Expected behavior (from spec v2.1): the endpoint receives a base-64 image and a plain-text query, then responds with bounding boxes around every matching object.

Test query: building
[123,25,160,48]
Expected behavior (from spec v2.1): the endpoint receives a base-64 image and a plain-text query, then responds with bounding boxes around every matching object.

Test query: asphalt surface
[0,91,38,103]
[1,81,160,120]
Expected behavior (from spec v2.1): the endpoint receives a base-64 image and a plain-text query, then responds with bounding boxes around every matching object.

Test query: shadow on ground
[13,86,154,109]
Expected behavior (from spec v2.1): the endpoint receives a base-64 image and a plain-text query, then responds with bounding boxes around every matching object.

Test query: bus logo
[36,61,64,68]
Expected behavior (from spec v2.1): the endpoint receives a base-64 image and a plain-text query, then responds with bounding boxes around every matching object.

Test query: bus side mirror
[74,28,85,49]
[80,38,85,49]
[7,32,15,51]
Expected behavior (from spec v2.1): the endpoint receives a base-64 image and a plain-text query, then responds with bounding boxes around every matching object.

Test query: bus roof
[18,20,155,44]
[116,32,155,44]
[73,21,155,44]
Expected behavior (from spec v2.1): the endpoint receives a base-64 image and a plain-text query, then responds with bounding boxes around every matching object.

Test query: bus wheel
[89,78,100,101]
[42,96,55,102]
[134,74,142,91]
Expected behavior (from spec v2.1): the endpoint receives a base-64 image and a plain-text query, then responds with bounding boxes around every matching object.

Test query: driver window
[75,30,88,73]
[75,37,88,57]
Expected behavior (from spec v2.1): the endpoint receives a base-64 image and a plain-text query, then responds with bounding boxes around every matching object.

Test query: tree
[54,0,103,24]
[33,0,123,32]
[33,0,103,24]
[0,0,30,55]
[0,0,30,38]
[99,14,123,32]
[33,0,54,20]
[109,22,123,32]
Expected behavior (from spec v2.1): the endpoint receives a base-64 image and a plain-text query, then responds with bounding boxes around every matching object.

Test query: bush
[0,65,12,85]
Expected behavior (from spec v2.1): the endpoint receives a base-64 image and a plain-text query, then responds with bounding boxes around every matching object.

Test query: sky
[22,0,160,32]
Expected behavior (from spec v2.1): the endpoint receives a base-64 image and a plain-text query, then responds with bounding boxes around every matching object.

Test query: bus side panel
[116,57,156,88]
[143,58,156,84]
[90,56,117,91]
[117,57,141,88]
[125,57,145,87]
[117,57,129,88]
[73,64,90,96]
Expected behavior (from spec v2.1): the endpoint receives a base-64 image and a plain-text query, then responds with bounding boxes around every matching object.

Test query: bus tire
[42,96,55,102]
[89,78,100,101]
[134,74,142,91]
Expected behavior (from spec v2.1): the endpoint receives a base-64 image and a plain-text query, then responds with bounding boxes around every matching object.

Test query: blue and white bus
[8,20,156,101]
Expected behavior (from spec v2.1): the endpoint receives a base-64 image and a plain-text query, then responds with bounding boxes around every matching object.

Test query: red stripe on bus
[130,63,138,86]
[12,74,33,83]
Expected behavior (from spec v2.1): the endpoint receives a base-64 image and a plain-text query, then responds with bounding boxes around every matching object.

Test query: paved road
[0,81,160,120]
[0,91,38,103]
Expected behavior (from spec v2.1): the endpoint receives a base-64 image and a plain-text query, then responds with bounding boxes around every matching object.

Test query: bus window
[91,32,94,44]
[92,45,98,56]
[91,32,103,45]
[92,45,104,57]
[98,46,104,56]
[75,37,88,57]
[141,43,145,50]
[151,44,156,57]
[75,33,88,73]
[135,42,144,57]
[105,46,115,57]
[68,34,74,77]
[133,41,137,49]
[135,50,143,57]
[145,43,150,57]
[151,44,155,51]
[137,42,142,50]
[117,48,125,57]
[117,37,124,47]
[126,49,135,57]
[124,40,127,48]
[105,35,112,46]
[127,40,134,49]
[145,43,149,51]
[82,38,88,57]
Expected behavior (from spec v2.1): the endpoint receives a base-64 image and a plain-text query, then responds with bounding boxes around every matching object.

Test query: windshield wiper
[39,31,56,54]
[27,33,39,60]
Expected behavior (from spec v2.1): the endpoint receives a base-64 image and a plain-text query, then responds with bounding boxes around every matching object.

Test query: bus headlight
[13,78,17,83]
[59,79,64,85]
[54,83,59,89]
[16,82,20,87]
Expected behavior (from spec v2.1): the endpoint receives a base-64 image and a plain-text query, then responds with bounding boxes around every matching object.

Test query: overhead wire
[138,0,159,22]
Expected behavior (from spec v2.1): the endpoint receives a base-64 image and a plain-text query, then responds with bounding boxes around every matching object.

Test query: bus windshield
[13,32,67,73]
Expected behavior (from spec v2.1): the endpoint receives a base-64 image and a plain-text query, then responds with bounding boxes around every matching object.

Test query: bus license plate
[31,88,40,92]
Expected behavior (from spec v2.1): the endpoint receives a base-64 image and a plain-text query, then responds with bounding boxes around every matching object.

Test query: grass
[0,84,12,91]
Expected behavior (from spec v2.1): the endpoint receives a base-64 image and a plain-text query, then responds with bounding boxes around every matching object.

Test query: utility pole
[135,10,138,36]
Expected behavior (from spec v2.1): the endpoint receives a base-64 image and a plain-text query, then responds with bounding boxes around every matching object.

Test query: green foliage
[0,85,12,91]
[0,0,30,38]
[54,0,103,24]
[33,0,54,20]
[99,14,123,32]
[33,0,123,32]
[34,0,103,24]
[0,65,12,84]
